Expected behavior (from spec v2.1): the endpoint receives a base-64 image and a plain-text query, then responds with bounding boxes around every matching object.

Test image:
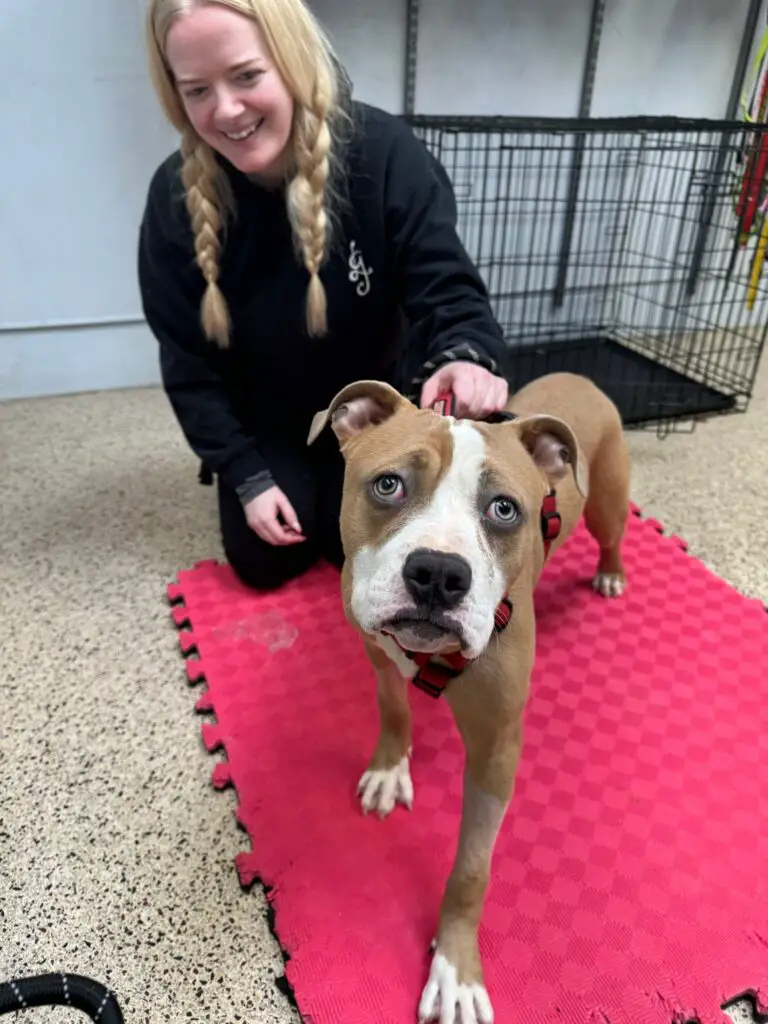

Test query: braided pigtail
[286,105,332,337]
[180,128,232,348]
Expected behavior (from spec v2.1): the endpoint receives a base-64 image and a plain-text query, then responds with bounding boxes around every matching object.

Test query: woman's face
[166,4,295,181]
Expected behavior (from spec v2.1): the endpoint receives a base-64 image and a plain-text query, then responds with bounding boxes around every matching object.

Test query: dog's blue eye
[486,496,519,523]
[372,474,405,501]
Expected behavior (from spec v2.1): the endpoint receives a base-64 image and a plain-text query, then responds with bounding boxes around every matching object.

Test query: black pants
[217,429,346,591]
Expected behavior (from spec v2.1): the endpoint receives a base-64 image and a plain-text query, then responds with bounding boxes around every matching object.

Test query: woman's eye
[372,474,405,502]
[237,69,261,84]
[486,496,520,524]
[184,86,207,99]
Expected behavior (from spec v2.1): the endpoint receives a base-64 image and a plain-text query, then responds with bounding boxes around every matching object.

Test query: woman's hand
[244,486,305,546]
[420,362,509,419]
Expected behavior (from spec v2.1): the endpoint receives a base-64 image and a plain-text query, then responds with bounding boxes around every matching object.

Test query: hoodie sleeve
[381,118,510,399]
[137,155,270,492]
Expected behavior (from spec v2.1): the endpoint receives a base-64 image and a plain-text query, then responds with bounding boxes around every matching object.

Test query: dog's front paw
[357,755,413,817]
[418,951,493,1024]
[592,571,625,597]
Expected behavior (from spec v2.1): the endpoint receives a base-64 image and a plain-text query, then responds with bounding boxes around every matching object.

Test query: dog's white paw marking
[418,953,493,1024]
[357,756,413,817]
[592,572,625,598]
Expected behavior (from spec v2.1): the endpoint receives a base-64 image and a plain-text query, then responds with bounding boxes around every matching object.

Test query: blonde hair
[146,0,349,347]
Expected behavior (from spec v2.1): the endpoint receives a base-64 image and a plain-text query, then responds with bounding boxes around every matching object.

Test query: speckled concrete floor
[1,359,766,1024]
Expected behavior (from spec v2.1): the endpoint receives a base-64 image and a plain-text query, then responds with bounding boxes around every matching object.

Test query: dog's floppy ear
[307,379,409,447]
[516,414,588,498]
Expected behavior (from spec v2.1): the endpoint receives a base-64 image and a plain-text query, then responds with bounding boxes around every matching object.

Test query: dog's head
[308,380,587,661]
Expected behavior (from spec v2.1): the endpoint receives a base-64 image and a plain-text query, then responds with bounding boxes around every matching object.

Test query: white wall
[0,0,177,400]
[0,0,762,399]
[592,0,756,118]
[400,0,593,117]
[316,0,758,118]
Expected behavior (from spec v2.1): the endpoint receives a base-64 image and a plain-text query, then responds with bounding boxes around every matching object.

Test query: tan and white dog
[307,371,630,1024]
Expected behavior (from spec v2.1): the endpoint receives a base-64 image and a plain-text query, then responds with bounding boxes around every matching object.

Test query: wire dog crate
[408,114,768,435]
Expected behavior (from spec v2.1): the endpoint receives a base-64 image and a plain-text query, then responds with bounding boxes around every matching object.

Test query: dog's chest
[373,633,418,678]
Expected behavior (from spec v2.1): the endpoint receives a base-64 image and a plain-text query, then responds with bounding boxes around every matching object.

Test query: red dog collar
[393,596,513,698]
[432,389,456,417]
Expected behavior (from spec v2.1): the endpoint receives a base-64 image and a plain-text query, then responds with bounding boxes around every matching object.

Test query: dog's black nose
[402,549,472,610]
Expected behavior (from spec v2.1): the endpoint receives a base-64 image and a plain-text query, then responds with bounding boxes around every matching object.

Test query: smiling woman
[138,0,511,595]
[146,0,341,343]
[166,10,296,181]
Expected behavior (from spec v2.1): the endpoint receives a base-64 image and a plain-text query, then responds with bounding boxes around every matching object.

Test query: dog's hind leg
[584,429,631,598]
[356,636,414,818]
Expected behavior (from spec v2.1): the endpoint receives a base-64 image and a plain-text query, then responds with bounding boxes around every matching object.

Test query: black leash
[0,974,124,1022]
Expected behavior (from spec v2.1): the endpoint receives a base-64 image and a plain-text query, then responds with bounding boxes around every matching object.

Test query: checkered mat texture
[167,505,768,1024]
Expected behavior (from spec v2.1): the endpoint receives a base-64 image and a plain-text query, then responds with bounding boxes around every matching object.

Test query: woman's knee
[224,534,318,591]
[217,475,318,590]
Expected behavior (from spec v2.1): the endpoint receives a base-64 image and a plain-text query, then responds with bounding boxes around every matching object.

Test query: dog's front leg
[419,706,522,1024]
[357,636,414,817]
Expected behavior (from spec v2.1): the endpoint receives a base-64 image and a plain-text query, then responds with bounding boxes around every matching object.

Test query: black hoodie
[137,101,508,493]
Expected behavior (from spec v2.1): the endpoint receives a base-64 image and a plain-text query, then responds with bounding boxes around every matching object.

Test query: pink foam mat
[167,505,768,1024]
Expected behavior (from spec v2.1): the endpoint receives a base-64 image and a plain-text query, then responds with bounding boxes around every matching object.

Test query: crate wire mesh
[408,114,768,435]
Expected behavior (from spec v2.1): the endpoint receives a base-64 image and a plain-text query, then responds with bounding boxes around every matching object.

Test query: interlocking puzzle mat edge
[165,502,768,1024]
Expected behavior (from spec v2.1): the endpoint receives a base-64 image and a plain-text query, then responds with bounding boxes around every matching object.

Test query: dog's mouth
[380,611,465,654]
